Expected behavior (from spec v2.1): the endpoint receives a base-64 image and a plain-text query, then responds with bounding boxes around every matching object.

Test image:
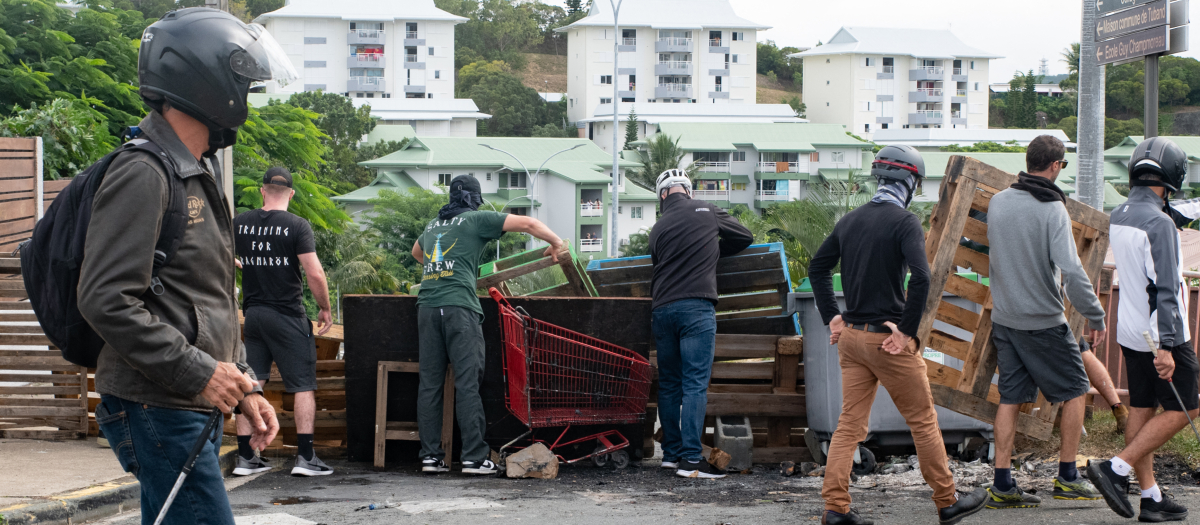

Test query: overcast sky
[543,0,1199,84]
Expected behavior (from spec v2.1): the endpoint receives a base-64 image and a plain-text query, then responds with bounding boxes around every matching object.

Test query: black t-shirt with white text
[234,209,315,318]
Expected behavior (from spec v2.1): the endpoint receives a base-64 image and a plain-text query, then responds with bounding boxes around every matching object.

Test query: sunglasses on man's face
[1058,159,1069,169]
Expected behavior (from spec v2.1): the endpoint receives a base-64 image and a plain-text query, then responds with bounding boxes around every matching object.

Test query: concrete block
[505,443,559,479]
[714,416,753,471]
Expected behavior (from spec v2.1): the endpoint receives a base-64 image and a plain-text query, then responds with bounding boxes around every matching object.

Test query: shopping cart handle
[488,287,509,306]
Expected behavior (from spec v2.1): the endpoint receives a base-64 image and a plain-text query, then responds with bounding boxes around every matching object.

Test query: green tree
[621,230,650,257]
[438,0,542,68]
[469,71,545,136]
[623,107,637,149]
[0,98,116,179]
[286,91,383,191]
[764,170,873,282]
[1105,117,1144,149]
[782,95,805,117]
[631,133,693,190]
[456,59,510,97]
[245,0,284,18]
[1060,42,1080,92]
[1160,77,1190,106]
[531,123,568,137]
[366,187,449,287]
[1004,70,1039,128]
[314,227,399,300]
[1052,115,1078,142]
[940,140,1025,153]
[565,0,583,15]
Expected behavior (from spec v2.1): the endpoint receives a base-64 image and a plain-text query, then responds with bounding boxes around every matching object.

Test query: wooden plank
[0,386,79,395]
[930,383,1053,441]
[0,350,69,358]
[945,274,989,305]
[716,307,783,320]
[716,291,783,312]
[916,172,980,348]
[275,410,345,428]
[0,373,81,384]
[710,361,774,380]
[0,324,43,334]
[753,446,813,464]
[0,397,82,407]
[927,330,970,361]
[935,301,981,333]
[0,406,86,417]
[773,353,801,395]
[0,356,74,367]
[706,393,805,417]
[714,334,779,359]
[958,309,999,397]
[0,301,33,310]
[0,417,85,431]
[0,313,37,322]
[971,189,992,213]
[716,269,787,295]
[707,384,776,394]
[961,217,989,247]
[374,363,389,468]
[476,255,561,290]
[0,333,51,345]
[0,175,34,194]
[0,429,82,440]
[262,377,344,391]
[953,246,990,277]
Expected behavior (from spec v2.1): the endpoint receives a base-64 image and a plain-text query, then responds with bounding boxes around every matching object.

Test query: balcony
[347,53,385,68]
[348,29,385,45]
[708,85,729,99]
[908,87,943,102]
[618,85,637,98]
[951,67,968,82]
[403,85,425,94]
[580,239,603,253]
[406,31,419,39]
[709,65,730,76]
[951,111,967,125]
[404,31,424,46]
[908,110,943,125]
[622,37,637,46]
[655,83,693,99]
[347,76,385,92]
[909,66,944,81]
[878,65,894,79]
[755,190,791,202]
[693,189,730,201]
[952,89,968,104]
[757,161,803,173]
[655,37,692,53]
[708,38,729,53]
[655,60,693,75]
[619,37,636,52]
[580,203,603,217]
[952,67,962,75]
[404,54,425,69]
[696,161,730,172]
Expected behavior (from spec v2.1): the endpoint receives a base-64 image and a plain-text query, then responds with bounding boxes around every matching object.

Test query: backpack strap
[114,139,186,296]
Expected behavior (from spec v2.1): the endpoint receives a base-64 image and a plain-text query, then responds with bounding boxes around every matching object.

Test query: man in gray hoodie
[984,135,1106,510]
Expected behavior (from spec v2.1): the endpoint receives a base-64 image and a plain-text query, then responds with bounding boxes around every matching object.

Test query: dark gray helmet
[1129,137,1188,194]
[138,8,296,149]
[871,144,925,181]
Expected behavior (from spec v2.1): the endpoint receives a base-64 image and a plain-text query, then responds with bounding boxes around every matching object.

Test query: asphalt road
[93,458,1200,525]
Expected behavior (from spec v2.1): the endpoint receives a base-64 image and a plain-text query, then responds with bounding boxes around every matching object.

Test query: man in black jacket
[809,146,987,525]
[649,169,753,479]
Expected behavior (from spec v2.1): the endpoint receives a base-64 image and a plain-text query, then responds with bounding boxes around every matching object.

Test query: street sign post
[1096,0,1167,40]
[1096,25,1169,65]
[1097,0,1158,14]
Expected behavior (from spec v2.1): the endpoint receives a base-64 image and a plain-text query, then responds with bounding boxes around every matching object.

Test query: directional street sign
[1097,25,1169,64]
[1097,0,1158,14]
[1096,0,1167,41]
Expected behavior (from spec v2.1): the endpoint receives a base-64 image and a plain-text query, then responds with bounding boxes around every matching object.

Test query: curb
[0,447,240,525]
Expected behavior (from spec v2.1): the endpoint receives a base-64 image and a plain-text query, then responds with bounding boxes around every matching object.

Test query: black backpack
[19,134,188,368]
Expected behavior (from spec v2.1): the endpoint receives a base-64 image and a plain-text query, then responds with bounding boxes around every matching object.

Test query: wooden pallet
[918,156,1110,441]
[477,244,597,297]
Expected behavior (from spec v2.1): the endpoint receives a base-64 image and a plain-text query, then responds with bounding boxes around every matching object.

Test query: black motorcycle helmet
[1129,136,1188,195]
[871,144,926,181]
[138,8,297,152]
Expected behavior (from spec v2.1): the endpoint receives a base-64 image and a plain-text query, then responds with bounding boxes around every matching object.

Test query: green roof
[1105,135,1200,161]
[732,175,751,184]
[694,172,731,180]
[360,137,640,184]
[331,171,419,203]
[621,181,659,201]
[640,123,872,152]
[365,125,416,145]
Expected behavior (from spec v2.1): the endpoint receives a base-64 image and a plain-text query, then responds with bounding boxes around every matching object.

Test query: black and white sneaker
[1139,495,1189,522]
[232,455,272,476]
[462,459,499,475]
[291,454,333,476]
[1086,460,1135,518]
[675,459,726,479]
[422,456,449,473]
[661,458,679,469]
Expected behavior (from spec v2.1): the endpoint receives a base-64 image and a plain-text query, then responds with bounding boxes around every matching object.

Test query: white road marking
[234,513,316,525]
[397,497,503,514]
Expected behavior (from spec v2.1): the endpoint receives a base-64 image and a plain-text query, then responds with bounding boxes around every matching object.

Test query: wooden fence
[0,138,41,254]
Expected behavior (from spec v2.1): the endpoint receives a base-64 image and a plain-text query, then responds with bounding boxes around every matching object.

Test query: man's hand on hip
[316,308,332,336]
[237,393,279,451]
[829,315,845,345]
[201,362,255,413]
[1154,349,1176,380]
[882,321,912,355]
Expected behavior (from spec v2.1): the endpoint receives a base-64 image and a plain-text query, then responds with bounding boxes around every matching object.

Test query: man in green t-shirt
[410,174,564,475]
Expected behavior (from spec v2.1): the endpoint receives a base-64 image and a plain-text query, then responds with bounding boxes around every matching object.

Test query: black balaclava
[438,174,484,220]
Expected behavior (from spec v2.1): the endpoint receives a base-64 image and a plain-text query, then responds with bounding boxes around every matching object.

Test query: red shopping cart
[490,288,651,468]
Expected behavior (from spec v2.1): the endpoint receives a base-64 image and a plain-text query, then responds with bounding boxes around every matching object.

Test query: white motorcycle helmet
[655,169,692,200]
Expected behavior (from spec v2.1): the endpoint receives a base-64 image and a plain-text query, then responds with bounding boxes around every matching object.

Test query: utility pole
[1077,0,1105,211]
[1146,54,1159,138]
[608,0,623,258]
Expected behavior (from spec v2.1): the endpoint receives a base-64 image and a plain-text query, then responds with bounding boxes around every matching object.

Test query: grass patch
[519,53,568,93]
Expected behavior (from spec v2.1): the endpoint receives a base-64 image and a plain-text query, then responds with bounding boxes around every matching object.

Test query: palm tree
[1060,42,1080,92]
[764,170,874,282]
[631,133,695,190]
[315,227,400,308]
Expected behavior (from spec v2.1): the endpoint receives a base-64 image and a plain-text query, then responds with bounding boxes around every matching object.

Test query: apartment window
[826,59,830,63]
[356,93,364,98]
[731,32,745,41]
[861,101,873,111]
[974,82,980,91]
[631,206,643,218]
[864,124,870,132]
[826,102,829,106]
[731,151,746,162]
[366,93,374,98]
[831,151,845,163]
[709,30,722,45]
[429,47,435,55]
[600,98,612,104]
[621,97,635,102]
[881,123,889,129]
[437,173,452,185]
[733,183,746,191]
[618,206,623,214]
[434,70,440,79]
[810,152,819,162]
[730,54,740,63]
[486,173,491,181]
[600,75,612,84]
[864,57,875,67]
[826,80,830,85]
[427,93,433,98]
[970,60,976,69]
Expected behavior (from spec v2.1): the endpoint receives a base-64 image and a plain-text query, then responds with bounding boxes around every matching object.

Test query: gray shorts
[244,306,317,393]
[993,322,1089,404]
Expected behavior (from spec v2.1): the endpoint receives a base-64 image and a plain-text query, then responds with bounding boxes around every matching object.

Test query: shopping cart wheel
[851,445,876,476]
[610,449,630,469]
[590,445,609,468]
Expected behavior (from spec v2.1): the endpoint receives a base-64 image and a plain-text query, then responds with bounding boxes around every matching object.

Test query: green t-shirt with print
[416,210,508,316]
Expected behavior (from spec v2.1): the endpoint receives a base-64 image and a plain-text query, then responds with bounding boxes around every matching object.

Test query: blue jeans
[652,299,717,463]
[96,396,234,525]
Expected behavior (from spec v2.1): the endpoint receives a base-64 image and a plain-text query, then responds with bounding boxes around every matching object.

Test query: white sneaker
[462,459,498,475]
[422,456,449,473]
[232,455,272,476]
[291,454,333,476]
[661,460,679,469]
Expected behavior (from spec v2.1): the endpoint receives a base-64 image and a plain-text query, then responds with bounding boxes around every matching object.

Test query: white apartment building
[560,0,768,126]
[581,102,806,152]
[255,0,462,101]
[793,27,1000,139]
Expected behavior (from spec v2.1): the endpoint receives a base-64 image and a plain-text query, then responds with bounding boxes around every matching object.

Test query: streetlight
[480,142,587,255]
[608,0,624,258]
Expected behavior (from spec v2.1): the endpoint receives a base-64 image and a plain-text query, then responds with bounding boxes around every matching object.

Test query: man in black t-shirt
[232,167,333,477]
